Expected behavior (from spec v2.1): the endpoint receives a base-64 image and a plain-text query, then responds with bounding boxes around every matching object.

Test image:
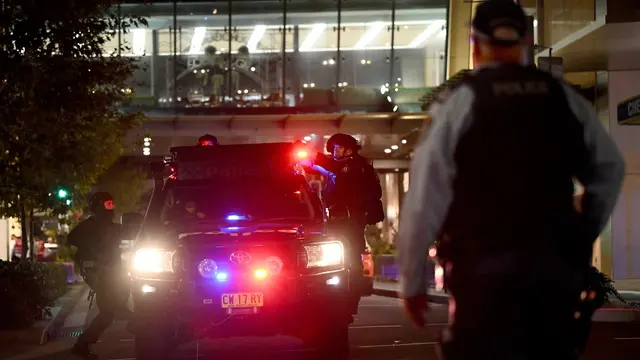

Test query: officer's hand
[402,294,429,328]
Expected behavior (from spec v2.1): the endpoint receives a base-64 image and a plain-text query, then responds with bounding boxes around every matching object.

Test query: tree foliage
[0,0,148,219]
[96,160,151,216]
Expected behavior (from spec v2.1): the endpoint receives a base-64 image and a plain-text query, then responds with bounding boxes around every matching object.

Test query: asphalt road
[9,296,640,360]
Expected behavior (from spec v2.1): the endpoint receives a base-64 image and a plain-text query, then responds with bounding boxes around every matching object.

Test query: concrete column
[151,30,159,98]
[381,172,401,244]
[445,0,478,79]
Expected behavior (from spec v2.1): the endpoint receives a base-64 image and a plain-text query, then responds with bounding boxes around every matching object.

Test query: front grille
[184,241,298,282]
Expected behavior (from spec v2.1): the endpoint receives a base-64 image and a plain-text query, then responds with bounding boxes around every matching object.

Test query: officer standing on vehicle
[69,192,128,359]
[301,134,384,310]
[396,1,625,359]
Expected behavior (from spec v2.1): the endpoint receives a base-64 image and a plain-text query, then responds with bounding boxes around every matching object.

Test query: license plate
[221,292,264,308]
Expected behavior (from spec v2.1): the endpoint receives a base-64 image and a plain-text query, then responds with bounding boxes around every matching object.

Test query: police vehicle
[124,138,358,360]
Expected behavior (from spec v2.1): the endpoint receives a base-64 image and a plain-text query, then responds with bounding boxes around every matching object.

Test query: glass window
[115,0,449,111]
[160,178,316,227]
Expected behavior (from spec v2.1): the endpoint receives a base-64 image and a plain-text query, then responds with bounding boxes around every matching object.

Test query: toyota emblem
[229,251,252,265]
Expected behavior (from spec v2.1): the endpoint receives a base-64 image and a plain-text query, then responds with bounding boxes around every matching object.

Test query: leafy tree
[0,0,148,260]
[95,160,151,217]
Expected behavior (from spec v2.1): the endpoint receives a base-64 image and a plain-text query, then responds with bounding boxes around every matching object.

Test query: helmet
[197,134,218,146]
[89,192,114,215]
[326,133,361,153]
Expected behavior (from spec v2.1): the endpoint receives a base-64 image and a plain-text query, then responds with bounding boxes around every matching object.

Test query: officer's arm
[563,84,625,241]
[66,221,86,248]
[396,85,475,298]
[363,165,382,201]
[309,153,339,176]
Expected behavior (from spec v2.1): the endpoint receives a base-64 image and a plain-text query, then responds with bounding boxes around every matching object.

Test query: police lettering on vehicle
[492,81,549,96]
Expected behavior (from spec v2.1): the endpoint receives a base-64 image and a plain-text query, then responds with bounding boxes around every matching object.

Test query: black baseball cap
[472,0,527,47]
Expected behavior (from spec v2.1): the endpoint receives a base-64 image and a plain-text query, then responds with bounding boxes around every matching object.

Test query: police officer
[197,134,218,146]
[396,1,625,359]
[302,134,384,311]
[69,192,129,359]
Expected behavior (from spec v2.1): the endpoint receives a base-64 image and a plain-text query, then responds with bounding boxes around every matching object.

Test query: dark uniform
[304,134,383,311]
[69,192,129,359]
[396,2,625,359]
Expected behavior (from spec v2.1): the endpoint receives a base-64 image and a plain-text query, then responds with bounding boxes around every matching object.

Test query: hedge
[0,261,69,329]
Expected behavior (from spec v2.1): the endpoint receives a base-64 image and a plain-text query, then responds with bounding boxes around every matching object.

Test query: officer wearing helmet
[301,133,384,312]
[197,134,218,146]
[68,192,129,359]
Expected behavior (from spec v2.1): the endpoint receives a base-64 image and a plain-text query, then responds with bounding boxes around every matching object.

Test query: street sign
[617,95,640,125]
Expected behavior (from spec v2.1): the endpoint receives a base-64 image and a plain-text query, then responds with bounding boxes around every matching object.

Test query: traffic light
[57,189,68,199]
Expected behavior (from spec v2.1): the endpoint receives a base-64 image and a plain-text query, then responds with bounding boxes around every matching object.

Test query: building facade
[116,0,448,112]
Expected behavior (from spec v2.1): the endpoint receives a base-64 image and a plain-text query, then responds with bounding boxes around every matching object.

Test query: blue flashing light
[227,227,240,230]
[226,214,246,221]
[216,272,229,281]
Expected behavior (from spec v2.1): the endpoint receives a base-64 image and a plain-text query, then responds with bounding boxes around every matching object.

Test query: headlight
[132,248,176,273]
[303,241,344,268]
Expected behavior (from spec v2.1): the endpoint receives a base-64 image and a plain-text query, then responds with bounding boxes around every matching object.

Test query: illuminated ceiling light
[237,90,242,94]
[189,27,207,54]
[354,22,385,49]
[393,105,398,112]
[299,23,327,51]
[303,83,308,88]
[310,83,315,87]
[401,139,407,144]
[361,59,366,64]
[131,29,146,55]
[409,21,446,48]
[328,59,335,65]
[250,66,256,71]
[304,136,312,141]
[322,60,328,65]
[247,25,267,53]
[144,137,151,142]
[391,145,399,150]
[384,148,392,154]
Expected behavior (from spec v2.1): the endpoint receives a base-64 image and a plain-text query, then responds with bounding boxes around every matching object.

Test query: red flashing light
[296,150,308,159]
[199,140,215,146]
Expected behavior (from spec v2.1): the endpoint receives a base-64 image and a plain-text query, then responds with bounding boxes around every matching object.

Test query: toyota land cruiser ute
[124,141,360,360]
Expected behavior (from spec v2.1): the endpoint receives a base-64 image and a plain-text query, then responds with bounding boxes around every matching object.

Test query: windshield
[160,177,316,227]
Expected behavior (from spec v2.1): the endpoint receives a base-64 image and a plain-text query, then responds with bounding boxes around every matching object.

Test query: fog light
[254,268,268,280]
[326,276,340,285]
[141,284,156,293]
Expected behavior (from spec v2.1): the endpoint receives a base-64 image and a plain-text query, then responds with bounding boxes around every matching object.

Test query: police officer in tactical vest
[396,1,625,359]
[69,192,129,359]
[301,134,384,311]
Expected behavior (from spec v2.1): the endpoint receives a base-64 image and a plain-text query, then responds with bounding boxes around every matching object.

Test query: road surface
[9,296,640,360]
